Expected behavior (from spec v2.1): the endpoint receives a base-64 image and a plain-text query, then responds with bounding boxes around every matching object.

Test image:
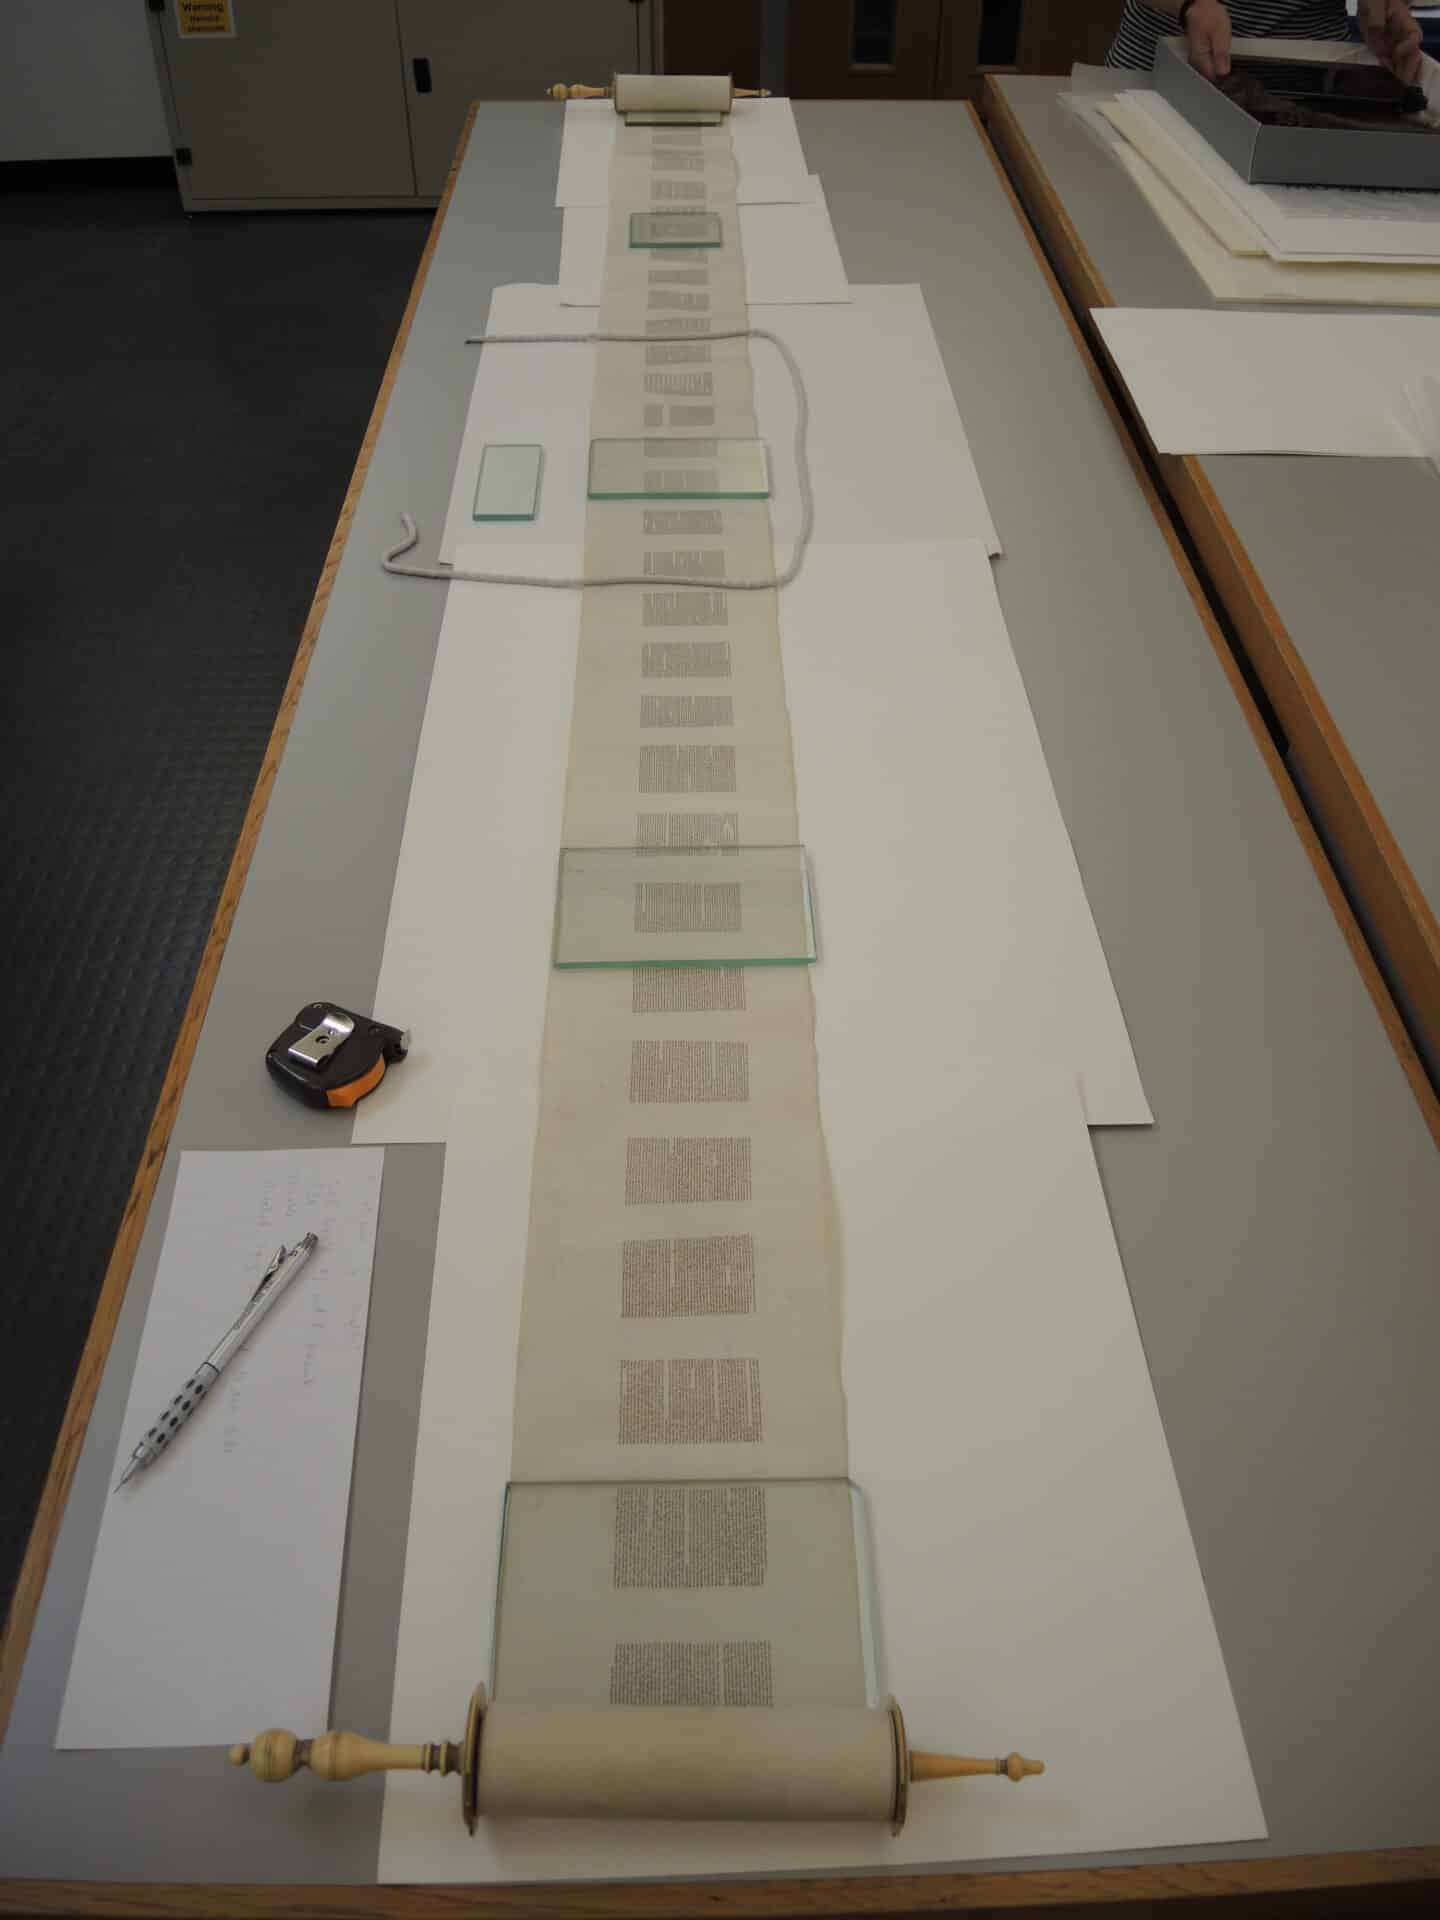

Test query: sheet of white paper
[57,1147,385,1749]
[1124,80,1440,263]
[556,98,816,208]
[559,183,850,307]
[437,284,1001,569]
[352,565,576,1149]
[1094,307,1440,453]
[783,540,1148,1125]
[380,1056,1257,1880]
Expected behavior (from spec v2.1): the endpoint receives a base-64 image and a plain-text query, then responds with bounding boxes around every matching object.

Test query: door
[787,0,945,98]
[1017,0,1122,72]
[157,0,416,202]
[397,0,655,200]
[659,0,763,89]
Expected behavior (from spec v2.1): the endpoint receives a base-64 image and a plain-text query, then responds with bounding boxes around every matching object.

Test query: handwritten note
[57,1148,384,1750]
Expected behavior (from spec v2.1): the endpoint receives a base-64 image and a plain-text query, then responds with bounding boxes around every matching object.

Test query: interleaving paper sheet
[58,1148,385,1749]
[560,184,850,307]
[555,98,816,208]
[1094,308,1440,453]
[379,1067,1262,1880]
[436,284,1001,568]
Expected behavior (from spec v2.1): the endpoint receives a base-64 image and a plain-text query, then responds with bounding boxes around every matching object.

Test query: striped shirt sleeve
[1105,1,1355,71]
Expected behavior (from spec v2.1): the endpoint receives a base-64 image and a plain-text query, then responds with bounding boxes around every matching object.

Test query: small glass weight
[553,844,816,968]
[629,210,723,247]
[624,109,724,126]
[587,437,769,501]
[472,443,543,521]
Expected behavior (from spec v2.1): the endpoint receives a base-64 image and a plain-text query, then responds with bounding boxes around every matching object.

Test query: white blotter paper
[556,98,816,208]
[353,564,575,1150]
[436,284,1001,570]
[356,535,1147,1149]
[560,183,850,307]
[1095,308,1440,454]
[379,1057,1259,1879]
[58,1147,385,1749]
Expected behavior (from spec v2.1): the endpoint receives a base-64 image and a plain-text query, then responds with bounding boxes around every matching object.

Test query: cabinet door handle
[413,57,433,94]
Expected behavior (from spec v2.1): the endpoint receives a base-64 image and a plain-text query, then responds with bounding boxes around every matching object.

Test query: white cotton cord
[380,327,812,591]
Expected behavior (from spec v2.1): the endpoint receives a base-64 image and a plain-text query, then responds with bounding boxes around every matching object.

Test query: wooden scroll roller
[231,1689,1042,1834]
[545,75,770,111]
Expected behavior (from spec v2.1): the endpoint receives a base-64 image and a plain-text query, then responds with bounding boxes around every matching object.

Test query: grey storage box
[1153,34,1440,190]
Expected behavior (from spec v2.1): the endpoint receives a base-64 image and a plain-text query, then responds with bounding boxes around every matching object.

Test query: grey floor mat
[0,177,429,1623]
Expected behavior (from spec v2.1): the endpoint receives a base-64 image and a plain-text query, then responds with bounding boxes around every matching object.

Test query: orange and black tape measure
[265,1002,410,1110]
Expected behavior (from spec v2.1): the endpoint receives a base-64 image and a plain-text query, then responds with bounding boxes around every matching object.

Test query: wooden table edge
[3,1846,1440,1919]
[977,77,1440,1144]
[2,96,1434,1916]
[0,106,482,1742]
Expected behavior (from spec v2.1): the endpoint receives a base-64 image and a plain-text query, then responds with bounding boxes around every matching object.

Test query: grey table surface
[2,101,1438,1888]
[993,72,1440,929]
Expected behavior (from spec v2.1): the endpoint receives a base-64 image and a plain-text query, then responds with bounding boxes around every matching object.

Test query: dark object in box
[1153,35,1440,190]
[1221,58,1429,127]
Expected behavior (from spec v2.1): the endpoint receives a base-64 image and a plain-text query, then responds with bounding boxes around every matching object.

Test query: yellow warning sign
[176,0,235,36]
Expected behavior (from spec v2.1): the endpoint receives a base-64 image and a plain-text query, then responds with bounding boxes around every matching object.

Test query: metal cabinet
[147,0,653,209]
[397,0,653,197]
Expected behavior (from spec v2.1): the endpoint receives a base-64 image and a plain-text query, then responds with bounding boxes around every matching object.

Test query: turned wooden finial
[229,1728,461,1785]
[910,1750,1045,1784]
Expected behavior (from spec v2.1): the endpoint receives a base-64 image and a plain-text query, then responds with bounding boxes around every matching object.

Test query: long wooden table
[3,100,1439,1915]
[982,71,1440,1120]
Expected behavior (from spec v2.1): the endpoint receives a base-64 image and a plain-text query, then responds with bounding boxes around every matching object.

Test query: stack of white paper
[1074,45,1440,303]
[1119,85,1440,264]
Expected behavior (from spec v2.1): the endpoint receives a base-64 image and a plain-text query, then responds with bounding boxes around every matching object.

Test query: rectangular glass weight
[473,443,543,521]
[554,845,816,968]
[629,209,723,248]
[624,109,724,126]
[587,437,769,501]
[492,1479,880,1707]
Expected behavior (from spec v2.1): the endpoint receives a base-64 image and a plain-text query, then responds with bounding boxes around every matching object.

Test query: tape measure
[265,1002,410,1110]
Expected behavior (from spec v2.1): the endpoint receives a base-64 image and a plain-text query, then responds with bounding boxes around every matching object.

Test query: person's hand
[1360,0,1423,87]
[1183,0,1233,82]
